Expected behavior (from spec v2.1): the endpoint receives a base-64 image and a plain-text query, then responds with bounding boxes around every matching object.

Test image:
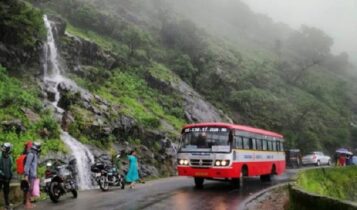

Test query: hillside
[1,0,356,178]
[32,0,356,152]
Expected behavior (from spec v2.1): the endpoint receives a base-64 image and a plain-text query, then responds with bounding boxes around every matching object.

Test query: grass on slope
[0,66,67,158]
[296,167,357,201]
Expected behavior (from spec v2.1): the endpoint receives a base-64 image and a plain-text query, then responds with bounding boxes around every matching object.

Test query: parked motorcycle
[44,159,78,203]
[91,155,125,191]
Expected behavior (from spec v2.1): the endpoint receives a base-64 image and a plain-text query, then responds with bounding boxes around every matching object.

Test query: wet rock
[60,33,116,72]
[44,86,57,102]
[61,111,74,131]
[145,73,174,94]
[112,115,140,139]
[48,15,66,39]
[58,81,74,93]
[140,164,159,177]
[21,107,40,123]
[138,145,155,161]
[57,91,81,110]
[1,119,26,133]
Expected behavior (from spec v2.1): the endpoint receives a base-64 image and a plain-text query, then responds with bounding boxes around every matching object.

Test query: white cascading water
[43,15,94,190]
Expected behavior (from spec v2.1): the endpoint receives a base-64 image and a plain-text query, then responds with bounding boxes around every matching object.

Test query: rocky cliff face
[39,16,233,177]
[1,8,231,178]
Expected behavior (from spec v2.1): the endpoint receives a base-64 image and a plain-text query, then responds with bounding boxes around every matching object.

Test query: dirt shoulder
[245,185,289,210]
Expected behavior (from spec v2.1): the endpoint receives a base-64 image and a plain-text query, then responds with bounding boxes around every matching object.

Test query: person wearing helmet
[24,142,41,209]
[0,142,13,210]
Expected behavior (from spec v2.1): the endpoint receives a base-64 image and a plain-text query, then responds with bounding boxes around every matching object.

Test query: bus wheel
[231,178,242,188]
[232,172,243,188]
[260,174,271,182]
[194,177,204,189]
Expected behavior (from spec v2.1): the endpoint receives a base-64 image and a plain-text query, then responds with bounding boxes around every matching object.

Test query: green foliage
[66,24,117,51]
[0,66,66,158]
[0,68,41,111]
[95,70,185,130]
[34,114,60,139]
[0,0,45,48]
[296,167,357,201]
[29,0,357,154]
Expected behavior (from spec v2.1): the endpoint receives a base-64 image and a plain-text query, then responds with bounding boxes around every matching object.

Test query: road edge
[238,182,290,210]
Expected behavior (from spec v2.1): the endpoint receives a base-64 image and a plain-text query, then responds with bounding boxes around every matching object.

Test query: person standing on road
[125,150,139,189]
[24,142,41,209]
[0,143,13,210]
[338,154,346,167]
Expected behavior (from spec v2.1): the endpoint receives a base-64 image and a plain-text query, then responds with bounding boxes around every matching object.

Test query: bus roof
[183,122,284,138]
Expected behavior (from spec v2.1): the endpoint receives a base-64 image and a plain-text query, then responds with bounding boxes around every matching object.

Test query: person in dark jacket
[24,142,41,209]
[0,143,13,210]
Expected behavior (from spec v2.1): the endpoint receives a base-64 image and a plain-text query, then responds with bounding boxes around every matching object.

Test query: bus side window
[256,139,262,150]
[277,141,280,151]
[262,139,267,151]
[249,138,256,150]
[268,141,272,151]
[281,142,284,151]
[235,136,243,149]
[272,141,277,151]
[243,137,250,150]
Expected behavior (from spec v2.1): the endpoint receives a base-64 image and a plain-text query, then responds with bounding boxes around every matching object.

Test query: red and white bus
[176,122,285,188]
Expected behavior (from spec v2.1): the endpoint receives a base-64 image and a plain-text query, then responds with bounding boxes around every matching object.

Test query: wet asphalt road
[16,169,297,210]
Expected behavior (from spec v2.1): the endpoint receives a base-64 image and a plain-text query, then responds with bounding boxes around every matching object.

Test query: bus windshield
[180,127,230,152]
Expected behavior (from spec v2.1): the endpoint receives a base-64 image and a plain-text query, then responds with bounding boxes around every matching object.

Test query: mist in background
[241,0,357,66]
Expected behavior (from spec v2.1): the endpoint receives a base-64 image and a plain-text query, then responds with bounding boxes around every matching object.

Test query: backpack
[16,154,27,175]
[17,141,33,175]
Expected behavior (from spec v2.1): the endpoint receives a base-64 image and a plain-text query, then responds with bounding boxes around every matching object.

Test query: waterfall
[43,15,94,190]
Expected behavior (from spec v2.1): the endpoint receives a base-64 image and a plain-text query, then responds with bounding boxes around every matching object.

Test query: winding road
[16,169,297,210]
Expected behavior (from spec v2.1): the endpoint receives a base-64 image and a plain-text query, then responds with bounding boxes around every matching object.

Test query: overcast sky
[241,0,357,64]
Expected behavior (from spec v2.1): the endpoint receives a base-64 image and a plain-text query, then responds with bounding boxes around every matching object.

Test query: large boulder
[1,119,26,133]
[112,115,141,140]
[60,33,117,73]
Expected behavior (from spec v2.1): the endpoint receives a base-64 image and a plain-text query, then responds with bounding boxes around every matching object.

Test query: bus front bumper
[177,166,239,178]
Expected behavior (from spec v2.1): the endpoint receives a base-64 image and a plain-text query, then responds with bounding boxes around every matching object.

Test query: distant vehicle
[302,151,331,166]
[176,122,286,188]
[285,149,302,168]
[352,156,357,165]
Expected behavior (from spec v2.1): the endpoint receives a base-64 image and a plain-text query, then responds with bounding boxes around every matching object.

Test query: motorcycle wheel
[99,176,109,191]
[49,182,61,203]
[72,189,78,198]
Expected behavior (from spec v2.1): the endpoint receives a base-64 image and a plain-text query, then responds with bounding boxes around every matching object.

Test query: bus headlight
[215,160,230,166]
[178,159,189,165]
[221,160,227,166]
[179,159,184,165]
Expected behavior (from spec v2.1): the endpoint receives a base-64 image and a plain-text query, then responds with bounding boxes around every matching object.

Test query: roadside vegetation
[296,167,357,201]
[0,66,67,158]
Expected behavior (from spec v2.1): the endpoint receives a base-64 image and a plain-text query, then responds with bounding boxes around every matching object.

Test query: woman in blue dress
[125,150,139,188]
